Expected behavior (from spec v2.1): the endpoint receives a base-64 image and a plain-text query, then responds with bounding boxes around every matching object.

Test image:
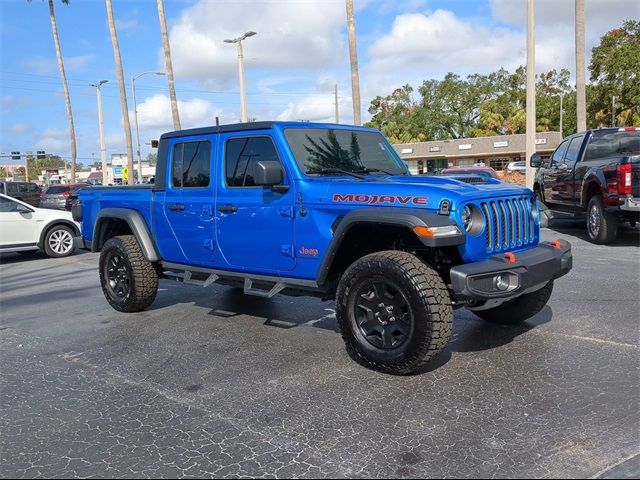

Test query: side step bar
[161,261,318,298]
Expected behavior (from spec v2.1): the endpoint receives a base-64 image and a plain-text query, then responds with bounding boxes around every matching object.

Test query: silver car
[39,183,89,211]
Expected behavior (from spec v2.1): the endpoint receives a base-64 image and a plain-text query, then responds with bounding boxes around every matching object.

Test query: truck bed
[79,186,154,244]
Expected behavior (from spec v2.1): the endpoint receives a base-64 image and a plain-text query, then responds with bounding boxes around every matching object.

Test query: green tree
[146,152,157,166]
[0,167,7,178]
[589,20,640,126]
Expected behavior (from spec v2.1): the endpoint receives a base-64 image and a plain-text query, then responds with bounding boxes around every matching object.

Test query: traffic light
[150,139,159,148]
[11,151,20,160]
[37,150,46,159]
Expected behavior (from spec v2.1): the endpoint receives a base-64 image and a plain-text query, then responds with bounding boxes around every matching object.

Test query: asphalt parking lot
[1,223,639,479]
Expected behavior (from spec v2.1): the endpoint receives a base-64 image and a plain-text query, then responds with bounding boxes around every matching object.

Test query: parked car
[39,183,89,211]
[0,193,80,257]
[507,161,526,174]
[532,127,639,244]
[0,180,41,207]
[76,121,572,375]
[440,166,498,180]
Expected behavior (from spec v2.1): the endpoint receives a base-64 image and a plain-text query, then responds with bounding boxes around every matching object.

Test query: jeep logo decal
[332,193,427,205]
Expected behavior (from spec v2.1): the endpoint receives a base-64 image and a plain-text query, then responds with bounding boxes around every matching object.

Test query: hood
[299,175,532,211]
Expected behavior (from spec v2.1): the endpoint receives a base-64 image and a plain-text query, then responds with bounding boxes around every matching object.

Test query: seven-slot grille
[478,196,536,252]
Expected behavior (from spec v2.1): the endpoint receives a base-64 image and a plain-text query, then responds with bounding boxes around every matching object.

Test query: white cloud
[489,0,633,73]
[368,10,522,74]
[22,55,94,75]
[133,94,223,131]
[8,123,30,133]
[278,93,346,123]
[167,0,347,88]
[1,96,31,107]
[116,17,138,32]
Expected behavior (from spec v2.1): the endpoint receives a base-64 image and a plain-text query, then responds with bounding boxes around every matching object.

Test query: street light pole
[224,31,256,123]
[90,80,109,185]
[132,71,165,183]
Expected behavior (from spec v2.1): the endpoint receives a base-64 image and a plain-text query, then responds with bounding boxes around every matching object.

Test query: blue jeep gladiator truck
[76,121,573,374]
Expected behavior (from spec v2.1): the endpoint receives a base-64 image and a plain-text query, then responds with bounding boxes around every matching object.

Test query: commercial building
[393,132,562,175]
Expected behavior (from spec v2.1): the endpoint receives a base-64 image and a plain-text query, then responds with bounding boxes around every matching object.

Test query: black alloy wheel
[354,280,412,350]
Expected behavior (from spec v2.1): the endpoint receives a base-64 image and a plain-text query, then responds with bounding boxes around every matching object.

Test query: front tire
[99,235,158,312]
[336,251,453,375]
[43,225,75,258]
[474,281,553,325]
[587,195,618,244]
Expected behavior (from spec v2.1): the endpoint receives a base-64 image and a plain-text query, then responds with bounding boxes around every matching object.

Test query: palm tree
[346,0,361,126]
[105,0,135,184]
[157,0,181,131]
[575,0,586,131]
[29,0,77,183]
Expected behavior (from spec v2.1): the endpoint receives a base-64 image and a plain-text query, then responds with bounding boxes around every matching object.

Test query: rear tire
[336,250,452,375]
[474,281,553,325]
[43,225,75,258]
[587,195,618,244]
[99,235,158,312]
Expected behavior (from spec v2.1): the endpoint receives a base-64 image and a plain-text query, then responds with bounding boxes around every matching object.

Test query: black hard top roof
[160,121,276,139]
[158,121,374,140]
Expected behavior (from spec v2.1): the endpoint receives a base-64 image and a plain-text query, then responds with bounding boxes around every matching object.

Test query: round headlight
[462,205,473,231]
[461,204,485,235]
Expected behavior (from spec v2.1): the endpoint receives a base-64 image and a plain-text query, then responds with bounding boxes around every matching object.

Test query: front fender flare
[92,208,160,262]
[316,207,465,286]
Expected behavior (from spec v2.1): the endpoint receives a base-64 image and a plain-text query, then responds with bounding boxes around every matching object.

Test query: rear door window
[171,140,211,188]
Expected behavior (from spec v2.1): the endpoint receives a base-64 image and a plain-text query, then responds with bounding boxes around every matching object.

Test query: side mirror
[530,153,542,168]
[16,204,32,213]
[254,161,287,191]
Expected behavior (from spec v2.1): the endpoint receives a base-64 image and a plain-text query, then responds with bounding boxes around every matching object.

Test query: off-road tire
[99,235,158,312]
[587,195,618,244]
[43,224,75,258]
[474,281,553,325]
[336,250,453,375]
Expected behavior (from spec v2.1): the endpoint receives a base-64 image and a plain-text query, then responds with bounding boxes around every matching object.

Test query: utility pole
[224,31,256,123]
[334,84,340,124]
[525,0,536,190]
[612,96,616,127]
[575,0,586,131]
[559,93,563,136]
[91,80,109,185]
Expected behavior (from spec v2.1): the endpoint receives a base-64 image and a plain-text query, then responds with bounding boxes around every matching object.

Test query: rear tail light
[40,191,45,200]
[617,163,632,196]
[618,127,640,132]
[62,191,72,198]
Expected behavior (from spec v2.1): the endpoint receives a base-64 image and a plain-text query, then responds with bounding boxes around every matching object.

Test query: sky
[0,0,635,167]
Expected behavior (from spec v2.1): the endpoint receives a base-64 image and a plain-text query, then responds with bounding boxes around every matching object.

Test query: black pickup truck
[532,127,640,244]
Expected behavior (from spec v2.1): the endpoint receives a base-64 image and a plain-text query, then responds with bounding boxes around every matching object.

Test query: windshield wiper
[306,168,365,179]
[357,167,399,176]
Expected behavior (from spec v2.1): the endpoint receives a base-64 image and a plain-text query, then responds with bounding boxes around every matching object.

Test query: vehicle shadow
[0,250,92,265]
[154,282,554,374]
[546,218,640,247]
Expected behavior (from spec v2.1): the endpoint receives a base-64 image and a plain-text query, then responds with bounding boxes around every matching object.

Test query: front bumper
[450,240,572,302]
[620,196,640,212]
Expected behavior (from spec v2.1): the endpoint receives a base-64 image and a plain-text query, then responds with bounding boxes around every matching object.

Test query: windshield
[284,128,408,177]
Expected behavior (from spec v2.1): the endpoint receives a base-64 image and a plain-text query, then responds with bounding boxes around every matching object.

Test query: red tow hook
[504,252,517,264]
[551,240,562,249]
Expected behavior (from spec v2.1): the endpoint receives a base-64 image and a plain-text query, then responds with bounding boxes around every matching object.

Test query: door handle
[217,204,238,214]
[167,203,185,212]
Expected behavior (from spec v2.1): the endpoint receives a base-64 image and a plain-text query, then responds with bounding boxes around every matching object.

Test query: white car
[0,193,80,258]
[507,161,527,173]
